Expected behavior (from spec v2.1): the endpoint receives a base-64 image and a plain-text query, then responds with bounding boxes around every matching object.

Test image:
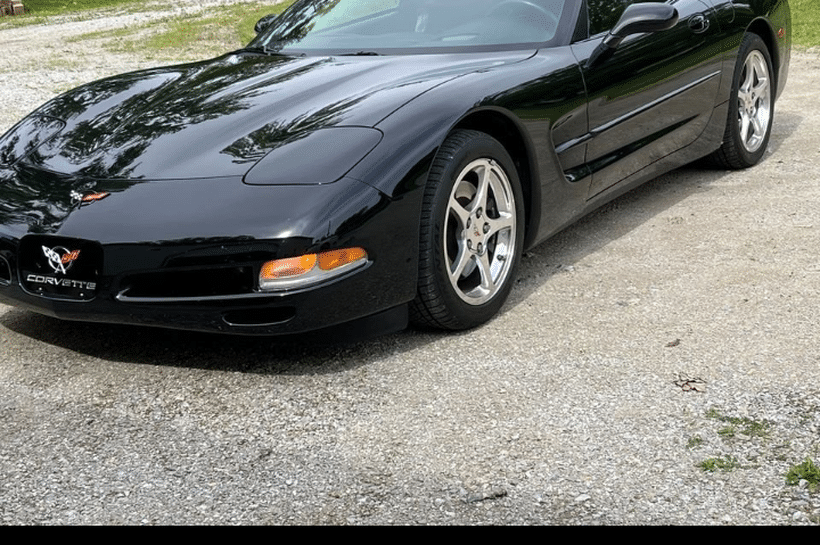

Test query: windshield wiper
[236,44,305,57]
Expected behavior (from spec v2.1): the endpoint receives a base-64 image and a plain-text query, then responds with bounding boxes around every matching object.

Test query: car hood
[10,50,533,181]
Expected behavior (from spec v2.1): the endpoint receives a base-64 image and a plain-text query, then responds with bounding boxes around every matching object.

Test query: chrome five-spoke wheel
[445,158,516,306]
[737,49,771,154]
[411,130,524,330]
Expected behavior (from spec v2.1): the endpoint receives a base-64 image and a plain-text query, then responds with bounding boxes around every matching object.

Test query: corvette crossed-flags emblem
[42,246,81,275]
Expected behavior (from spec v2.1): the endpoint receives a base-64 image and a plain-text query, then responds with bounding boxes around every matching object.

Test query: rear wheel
[709,33,774,169]
[411,130,524,330]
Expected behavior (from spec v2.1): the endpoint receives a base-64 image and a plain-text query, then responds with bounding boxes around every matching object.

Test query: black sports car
[0,0,791,337]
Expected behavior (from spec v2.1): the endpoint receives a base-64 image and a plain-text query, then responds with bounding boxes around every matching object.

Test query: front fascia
[0,173,421,335]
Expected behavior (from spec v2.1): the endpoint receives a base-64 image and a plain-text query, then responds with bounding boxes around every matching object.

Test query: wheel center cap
[465,212,488,255]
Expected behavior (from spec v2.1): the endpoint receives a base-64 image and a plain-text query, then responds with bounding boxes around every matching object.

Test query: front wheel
[411,130,524,330]
[709,33,774,169]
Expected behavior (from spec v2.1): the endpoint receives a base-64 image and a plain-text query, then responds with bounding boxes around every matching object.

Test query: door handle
[688,13,710,34]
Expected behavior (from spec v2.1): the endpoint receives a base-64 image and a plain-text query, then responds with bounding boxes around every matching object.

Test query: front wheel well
[451,110,538,247]
[746,19,779,96]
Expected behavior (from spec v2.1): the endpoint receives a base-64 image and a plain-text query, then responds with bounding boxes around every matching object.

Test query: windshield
[250,0,570,55]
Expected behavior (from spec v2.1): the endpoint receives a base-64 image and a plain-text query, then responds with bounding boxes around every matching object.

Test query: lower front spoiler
[0,273,411,340]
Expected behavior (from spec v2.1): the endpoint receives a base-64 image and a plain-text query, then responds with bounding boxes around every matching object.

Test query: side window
[586,0,665,36]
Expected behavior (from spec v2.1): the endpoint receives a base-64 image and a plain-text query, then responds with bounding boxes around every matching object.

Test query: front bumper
[0,175,421,336]
[0,246,409,336]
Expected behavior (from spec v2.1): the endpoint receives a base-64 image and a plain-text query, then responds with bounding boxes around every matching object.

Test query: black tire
[410,129,525,330]
[709,33,775,169]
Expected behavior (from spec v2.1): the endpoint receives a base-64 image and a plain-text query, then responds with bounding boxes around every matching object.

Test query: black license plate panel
[19,235,103,300]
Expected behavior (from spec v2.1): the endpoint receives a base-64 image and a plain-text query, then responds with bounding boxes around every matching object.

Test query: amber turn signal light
[317,247,367,271]
[259,247,368,290]
[260,254,318,280]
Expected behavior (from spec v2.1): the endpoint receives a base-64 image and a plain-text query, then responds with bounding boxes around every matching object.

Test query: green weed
[705,409,771,439]
[687,436,704,449]
[786,458,820,492]
[698,456,741,472]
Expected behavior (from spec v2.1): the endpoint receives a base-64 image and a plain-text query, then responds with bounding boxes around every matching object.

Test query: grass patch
[67,2,293,60]
[687,436,704,449]
[67,25,133,42]
[698,456,741,472]
[791,0,820,47]
[1,0,154,28]
[143,2,291,57]
[705,408,771,439]
[15,0,136,15]
[786,458,820,492]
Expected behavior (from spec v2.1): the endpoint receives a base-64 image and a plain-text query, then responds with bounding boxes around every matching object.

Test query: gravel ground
[0,1,819,525]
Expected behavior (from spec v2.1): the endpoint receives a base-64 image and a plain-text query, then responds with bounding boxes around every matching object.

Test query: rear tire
[709,33,774,169]
[410,130,524,330]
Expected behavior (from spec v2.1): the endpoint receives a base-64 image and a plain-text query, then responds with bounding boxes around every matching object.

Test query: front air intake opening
[119,266,255,299]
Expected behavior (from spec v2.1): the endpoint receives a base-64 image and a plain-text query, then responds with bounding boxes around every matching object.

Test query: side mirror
[255,13,279,34]
[587,4,679,68]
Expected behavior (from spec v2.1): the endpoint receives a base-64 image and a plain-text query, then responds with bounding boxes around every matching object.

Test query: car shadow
[0,111,802,374]
[0,304,449,375]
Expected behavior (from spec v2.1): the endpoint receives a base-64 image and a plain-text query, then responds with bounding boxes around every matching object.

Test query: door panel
[572,0,723,199]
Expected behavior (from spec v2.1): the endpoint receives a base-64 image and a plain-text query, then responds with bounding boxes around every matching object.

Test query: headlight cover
[243,127,382,186]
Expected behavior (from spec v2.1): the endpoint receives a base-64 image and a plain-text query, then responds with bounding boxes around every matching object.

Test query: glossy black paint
[0,0,791,336]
